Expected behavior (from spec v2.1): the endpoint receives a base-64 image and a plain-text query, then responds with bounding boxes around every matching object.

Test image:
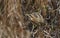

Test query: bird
[25,12,44,24]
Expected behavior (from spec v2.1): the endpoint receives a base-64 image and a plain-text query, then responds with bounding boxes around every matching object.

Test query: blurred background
[0,0,60,38]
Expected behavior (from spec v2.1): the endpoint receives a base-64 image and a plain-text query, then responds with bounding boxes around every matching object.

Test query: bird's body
[26,12,44,24]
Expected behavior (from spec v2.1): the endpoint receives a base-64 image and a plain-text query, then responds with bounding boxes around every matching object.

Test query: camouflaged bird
[26,12,44,24]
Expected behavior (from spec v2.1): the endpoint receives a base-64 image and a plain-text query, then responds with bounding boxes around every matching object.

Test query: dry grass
[0,0,60,38]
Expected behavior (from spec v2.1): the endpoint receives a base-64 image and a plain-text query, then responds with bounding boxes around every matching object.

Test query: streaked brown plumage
[26,12,44,24]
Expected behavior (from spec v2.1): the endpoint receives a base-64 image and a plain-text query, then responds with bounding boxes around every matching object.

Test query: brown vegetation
[0,0,60,38]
